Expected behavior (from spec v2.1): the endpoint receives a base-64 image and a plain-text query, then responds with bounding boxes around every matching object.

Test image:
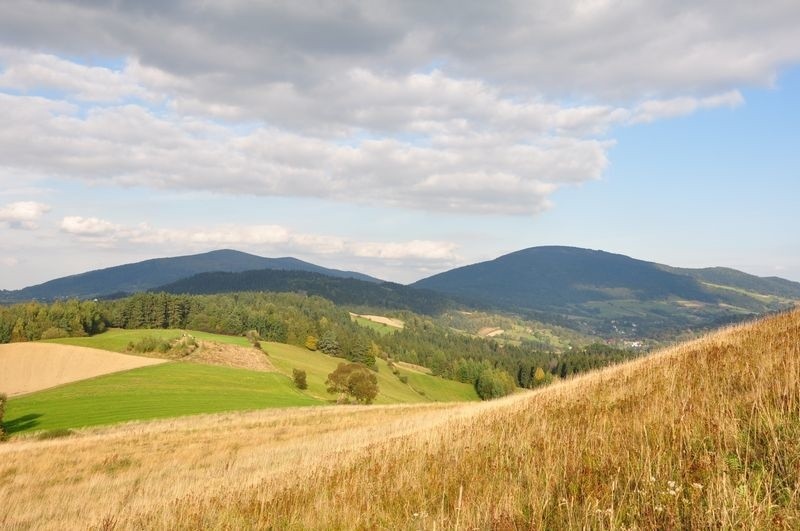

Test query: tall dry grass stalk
[2,310,798,530]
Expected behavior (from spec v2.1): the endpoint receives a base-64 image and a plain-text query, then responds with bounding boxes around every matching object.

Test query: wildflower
[691,483,703,491]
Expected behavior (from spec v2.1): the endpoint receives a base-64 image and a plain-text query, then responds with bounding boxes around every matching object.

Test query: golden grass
[2,309,798,530]
[0,343,168,396]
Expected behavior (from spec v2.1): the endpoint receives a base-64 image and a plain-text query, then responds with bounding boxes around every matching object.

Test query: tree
[292,368,308,390]
[325,363,378,404]
[317,331,340,356]
[304,335,318,351]
[533,366,547,387]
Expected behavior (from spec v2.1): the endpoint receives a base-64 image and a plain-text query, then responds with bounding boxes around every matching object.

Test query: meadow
[4,328,477,435]
[4,363,319,434]
[1,309,796,529]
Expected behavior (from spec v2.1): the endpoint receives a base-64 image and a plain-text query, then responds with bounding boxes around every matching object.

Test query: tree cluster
[325,363,378,404]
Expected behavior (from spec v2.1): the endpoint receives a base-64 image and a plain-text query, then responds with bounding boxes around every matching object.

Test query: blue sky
[1,1,799,288]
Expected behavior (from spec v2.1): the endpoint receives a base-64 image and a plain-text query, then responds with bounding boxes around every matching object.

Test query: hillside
[414,246,800,336]
[4,329,477,434]
[156,268,457,315]
[2,309,797,529]
[0,249,379,302]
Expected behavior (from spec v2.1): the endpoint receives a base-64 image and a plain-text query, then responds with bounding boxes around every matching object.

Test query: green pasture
[4,362,319,435]
[5,328,478,435]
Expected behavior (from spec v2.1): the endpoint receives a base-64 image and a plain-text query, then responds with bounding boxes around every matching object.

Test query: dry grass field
[2,309,798,530]
[0,343,167,396]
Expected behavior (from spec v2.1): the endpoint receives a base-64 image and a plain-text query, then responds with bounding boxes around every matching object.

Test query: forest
[0,292,640,395]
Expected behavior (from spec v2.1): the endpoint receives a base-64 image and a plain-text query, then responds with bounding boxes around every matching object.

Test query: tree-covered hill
[413,246,800,337]
[156,269,457,316]
[0,249,379,303]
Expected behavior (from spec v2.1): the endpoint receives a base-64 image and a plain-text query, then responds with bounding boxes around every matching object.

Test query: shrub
[36,428,74,440]
[129,336,172,354]
[292,368,308,390]
[40,327,69,340]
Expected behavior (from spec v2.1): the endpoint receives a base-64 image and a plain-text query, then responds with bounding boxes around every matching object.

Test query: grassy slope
[9,329,476,433]
[4,363,319,434]
[351,315,398,335]
[50,328,477,404]
[144,309,799,529]
[43,328,250,352]
[264,341,478,404]
[2,311,797,529]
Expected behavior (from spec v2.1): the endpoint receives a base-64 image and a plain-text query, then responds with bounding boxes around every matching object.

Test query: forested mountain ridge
[156,269,457,315]
[0,249,379,302]
[413,246,800,337]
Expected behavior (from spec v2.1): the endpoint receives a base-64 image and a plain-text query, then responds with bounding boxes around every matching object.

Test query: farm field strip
[0,343,168,396]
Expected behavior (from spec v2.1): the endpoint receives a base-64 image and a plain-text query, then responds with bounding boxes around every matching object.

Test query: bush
[475,368,516,400]
[129,336,172,354]
[36,428,74,440]
[40,327,69,340]
[292,368,308,390]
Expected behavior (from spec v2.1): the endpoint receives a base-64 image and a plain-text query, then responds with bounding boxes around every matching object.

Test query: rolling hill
[4,328,477,435]
[0,249,379,302]
[413,246,800,336]
[156,268,457,315]
[3,308,797,529]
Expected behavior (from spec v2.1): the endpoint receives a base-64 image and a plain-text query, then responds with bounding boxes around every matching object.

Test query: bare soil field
[350,312,405,328]
[0,343,168,396]
[477,326,504,337]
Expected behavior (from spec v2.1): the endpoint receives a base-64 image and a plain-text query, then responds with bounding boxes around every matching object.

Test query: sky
[1,0,799,289]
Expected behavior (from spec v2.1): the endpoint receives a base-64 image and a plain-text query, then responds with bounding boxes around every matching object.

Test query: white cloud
[0,1,798,217]
[352,240,459,261]
[0,256,19,267]
[631,90,745,124]
[0,200,50,229]
[58,217,461,266]
[60,216,120,237]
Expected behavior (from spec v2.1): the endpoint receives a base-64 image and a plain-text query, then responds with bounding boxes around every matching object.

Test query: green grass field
[6,329,477,435]
[48,329,477,404]
[263,341,478,404]
[4,362,319,435]
[44,328,251,352]
[351,315,399,335]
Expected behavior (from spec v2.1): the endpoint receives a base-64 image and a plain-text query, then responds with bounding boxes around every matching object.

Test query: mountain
[0,249,379,302]
[413,246,800,337]
[156,269,456,315]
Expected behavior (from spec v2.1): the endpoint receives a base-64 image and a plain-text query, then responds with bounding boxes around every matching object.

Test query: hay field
[2,309,798,530]
[0,343,167,396]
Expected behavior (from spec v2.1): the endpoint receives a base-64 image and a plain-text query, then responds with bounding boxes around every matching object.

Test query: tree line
[0,292,640,399]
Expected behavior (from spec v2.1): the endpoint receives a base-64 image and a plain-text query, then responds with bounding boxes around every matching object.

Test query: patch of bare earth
[0,343,168,396]
[477,326,504,337]
[179,341,276,372]
[350,312,404,328]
